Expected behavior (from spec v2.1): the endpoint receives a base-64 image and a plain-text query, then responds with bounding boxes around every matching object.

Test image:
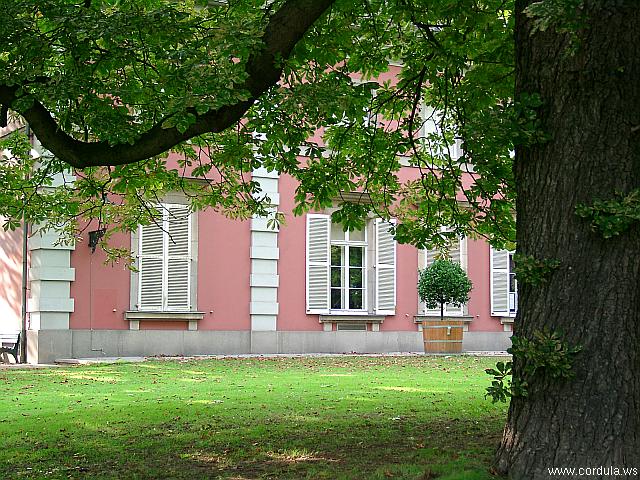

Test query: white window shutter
[491,247,510,316]
[306,214,330,314]
[137,204,192,311]
[166,205,191,310]
[375,219,396,315]
[138,221,164,310]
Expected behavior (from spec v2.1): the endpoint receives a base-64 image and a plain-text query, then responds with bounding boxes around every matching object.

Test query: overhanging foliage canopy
[0,0,521,250]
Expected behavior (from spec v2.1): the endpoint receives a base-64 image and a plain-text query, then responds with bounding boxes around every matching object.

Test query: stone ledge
[319,315,386,324]
[414,315,474,323]
[124,311,205,321]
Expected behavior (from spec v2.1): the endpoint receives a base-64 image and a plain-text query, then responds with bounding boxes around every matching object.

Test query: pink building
[1,155,516,363]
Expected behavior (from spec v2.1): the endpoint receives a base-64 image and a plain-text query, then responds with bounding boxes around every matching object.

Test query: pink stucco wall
[69,212,252,331]
[466,238,503,332]
[379,241,419,331]
[196,214,251,331]
[277,173,321,331]
[275,166,505,333]
[65,157,503,334]
[70,229,131,330]
[0,225,24,333]
[277,170,421,332]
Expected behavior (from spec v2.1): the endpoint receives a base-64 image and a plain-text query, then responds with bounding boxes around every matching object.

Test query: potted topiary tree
[418,258,473,353]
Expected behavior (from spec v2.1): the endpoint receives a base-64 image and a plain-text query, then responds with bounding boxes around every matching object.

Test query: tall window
[306,215,396,315]
[330,223,367,311]
[421,236,467,316]
[136,204,192,311]
[491,248,517,317]
[419,104,463,160]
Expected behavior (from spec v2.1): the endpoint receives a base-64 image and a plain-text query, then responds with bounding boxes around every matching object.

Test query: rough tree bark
[495,1,640,478]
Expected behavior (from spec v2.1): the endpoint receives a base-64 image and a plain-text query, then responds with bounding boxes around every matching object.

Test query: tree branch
[0,0,335,168]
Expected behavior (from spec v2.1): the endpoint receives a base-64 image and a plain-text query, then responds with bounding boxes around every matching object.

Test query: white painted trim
[124,311,205,320]
[250,302,279,315]
[251,217,279,232]
[319,314,385,323]
[27,297,74,313]
[375,219,396,315]
[250,246,279,260]
[250,274,279,288]
[29,267,75,281]
[131,202,198,313]
[420,234,468,317]
[490,247,516,317]
[250,168,280,332]
[305,214,331,314]
[251,315,277,331]
[252,167,279,179]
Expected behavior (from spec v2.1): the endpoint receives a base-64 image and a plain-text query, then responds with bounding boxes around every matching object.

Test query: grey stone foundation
[27,329,512,364]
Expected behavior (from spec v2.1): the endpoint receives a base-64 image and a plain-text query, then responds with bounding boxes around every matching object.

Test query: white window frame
[330,224,368,313]
[420,234,468,317]
[131,203,197,313]
[418,104,463,160]
[350,77,380,128]
[305,214,397,317]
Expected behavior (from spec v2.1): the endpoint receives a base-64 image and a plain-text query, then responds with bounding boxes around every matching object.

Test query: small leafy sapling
[418,258,472,322]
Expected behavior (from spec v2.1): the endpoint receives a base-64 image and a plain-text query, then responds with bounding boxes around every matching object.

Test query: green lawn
[0,356,507,479]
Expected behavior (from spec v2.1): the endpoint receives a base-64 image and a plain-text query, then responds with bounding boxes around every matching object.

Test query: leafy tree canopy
[0,0,521,251]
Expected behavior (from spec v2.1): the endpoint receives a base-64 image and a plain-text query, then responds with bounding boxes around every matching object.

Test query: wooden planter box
[421,319,463,353]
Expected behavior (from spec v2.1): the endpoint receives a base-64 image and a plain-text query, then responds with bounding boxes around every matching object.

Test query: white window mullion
[162,210,169,311]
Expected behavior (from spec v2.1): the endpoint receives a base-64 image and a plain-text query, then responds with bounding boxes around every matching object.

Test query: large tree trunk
[495,1,640,478]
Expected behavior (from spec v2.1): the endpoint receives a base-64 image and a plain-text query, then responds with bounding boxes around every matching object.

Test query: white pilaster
[28,163,76,331]
[250,168,279,331]
[28,224,75,330]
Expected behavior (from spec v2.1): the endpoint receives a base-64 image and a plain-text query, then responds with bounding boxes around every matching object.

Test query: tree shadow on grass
[3,407,504,479]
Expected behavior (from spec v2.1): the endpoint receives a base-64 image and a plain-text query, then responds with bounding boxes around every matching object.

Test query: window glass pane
[349,227,365,242]
[509,253,515,272]
[349,268,363,288]
[349,289,363,310]
[331,222,345,241]
[349,246,363,267]
[331,246,343,266]
[331,288,343,309]
[509,273,517,293]
[331,267,343,288]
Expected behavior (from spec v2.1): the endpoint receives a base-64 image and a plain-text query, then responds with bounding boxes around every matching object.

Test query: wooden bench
[0,333,20,364]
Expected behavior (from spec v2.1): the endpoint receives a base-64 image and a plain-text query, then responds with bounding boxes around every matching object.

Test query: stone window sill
[319,314,386,324]
[319,314,386,332]
[413,315,474,323]
[124,311,205,331]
